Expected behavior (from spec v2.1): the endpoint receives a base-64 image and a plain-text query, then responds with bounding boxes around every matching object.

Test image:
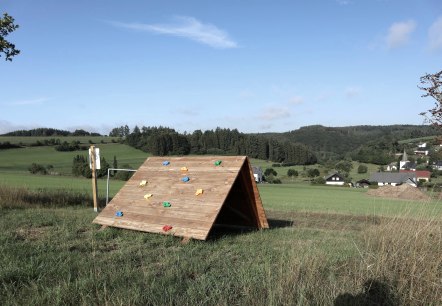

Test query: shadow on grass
[267,218,294,228]
[334,279,399,306]
[206,218,294,241]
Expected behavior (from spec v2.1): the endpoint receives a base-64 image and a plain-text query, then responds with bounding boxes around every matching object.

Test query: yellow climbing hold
[180,166,188,172]
[144,194,153,200]
[195,189,203,196]
[139,180,147,187]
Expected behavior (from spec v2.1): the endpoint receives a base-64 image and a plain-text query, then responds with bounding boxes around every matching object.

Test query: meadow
[0,141,441,305]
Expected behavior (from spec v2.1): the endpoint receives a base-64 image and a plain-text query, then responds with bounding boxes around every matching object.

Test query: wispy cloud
[289,96,304,105]
[111,16,238,49]
[344,87,361,99]
[336,0,351,5]
[428,16,442,52]
[258,107,291,121]
[385,20,416,49]
[7,97,51,106]
[238,89,255,99]
[171,106,200,117]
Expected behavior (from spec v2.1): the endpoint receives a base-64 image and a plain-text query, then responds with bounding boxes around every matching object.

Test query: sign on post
[89,147,101,169]
[89,146,99,212]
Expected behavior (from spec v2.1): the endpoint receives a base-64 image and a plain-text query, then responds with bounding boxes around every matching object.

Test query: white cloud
[239,89,255,99]
[344,87,361,99]
[6,97,51,106]
[111,16,238,49]
[336,0,351,5]
[289,96,304,105]
[429,16,442,52]
[258,107,291,121]
[171,107,199,117]
[385,20,416,49]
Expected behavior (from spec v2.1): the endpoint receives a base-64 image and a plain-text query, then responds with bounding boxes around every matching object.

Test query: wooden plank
[245,157,269,228]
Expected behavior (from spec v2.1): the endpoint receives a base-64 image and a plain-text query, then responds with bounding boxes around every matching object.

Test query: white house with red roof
[400,170,431,182]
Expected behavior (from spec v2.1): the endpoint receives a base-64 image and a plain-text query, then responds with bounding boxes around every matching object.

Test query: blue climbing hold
[162,161,170,166]
[181,176,190,182]
[115,211,123,217]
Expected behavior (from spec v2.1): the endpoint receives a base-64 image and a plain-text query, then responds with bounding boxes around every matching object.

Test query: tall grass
[355,210,442,305]
[0,185,105,208]
[0,186,440,304]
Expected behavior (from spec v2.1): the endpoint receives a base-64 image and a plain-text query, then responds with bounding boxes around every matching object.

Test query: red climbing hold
[163,225,173,232]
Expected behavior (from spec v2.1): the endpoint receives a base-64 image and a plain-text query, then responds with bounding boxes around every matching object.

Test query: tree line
[2,128,101,137]
[116,126,317,165]
[261,124,439,163]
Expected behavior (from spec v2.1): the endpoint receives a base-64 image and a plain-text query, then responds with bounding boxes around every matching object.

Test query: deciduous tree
[0,13,20,61]
[419,70,442,126]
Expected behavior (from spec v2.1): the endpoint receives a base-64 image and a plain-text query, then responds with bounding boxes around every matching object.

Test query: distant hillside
[2,128,101,137]
[258,125,439,161]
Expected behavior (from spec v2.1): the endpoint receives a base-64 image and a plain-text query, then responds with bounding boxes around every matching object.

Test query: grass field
[0,184,440,305]
[1,140,441,304]
[0,143,148,175]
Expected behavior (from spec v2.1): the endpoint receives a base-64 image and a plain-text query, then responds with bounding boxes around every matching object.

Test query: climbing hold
[181,176,190,182]
[115,211,123,217]
[180,166,188,172]
[195,189,203,196]
[139,180,147,187]
[162,161,170,166]
[214,160,222,166]
[163,225,173,232]
[163,201,171,207]
[144,194,153,200]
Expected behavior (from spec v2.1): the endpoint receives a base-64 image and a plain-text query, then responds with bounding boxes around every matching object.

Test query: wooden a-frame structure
[93,156,268,240]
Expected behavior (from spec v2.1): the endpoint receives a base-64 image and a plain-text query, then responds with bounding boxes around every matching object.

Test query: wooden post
[90,145,99,212]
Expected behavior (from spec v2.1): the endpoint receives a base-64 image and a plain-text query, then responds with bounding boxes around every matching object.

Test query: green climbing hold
[214,160,222,166]
[163,201,171,207]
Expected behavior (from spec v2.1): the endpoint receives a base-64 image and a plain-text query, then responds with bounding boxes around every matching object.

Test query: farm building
[369,172,417,187]
[93,156,268,240]
[324,172,345,186]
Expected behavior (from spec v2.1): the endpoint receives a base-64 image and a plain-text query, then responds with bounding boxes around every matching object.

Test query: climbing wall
[93,156,268,240]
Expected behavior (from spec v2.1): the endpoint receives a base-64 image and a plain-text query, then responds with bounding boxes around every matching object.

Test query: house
[369,172,417,187]
[324,172,345,186]
[413,149,429,156]
[385,162,398,172]
[400,170,431,182]
[252,166,263,183]
[432,161,442,171]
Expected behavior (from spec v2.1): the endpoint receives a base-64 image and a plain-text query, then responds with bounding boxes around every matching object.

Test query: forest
[2,124,439,166]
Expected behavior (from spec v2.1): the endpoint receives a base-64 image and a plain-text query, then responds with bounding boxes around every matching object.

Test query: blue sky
[1,0,442,135]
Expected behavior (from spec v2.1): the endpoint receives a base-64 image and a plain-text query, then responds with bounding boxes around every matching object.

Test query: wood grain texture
[93,156,268,240]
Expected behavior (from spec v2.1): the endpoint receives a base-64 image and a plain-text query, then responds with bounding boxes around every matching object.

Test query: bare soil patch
[366,184,431,201]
